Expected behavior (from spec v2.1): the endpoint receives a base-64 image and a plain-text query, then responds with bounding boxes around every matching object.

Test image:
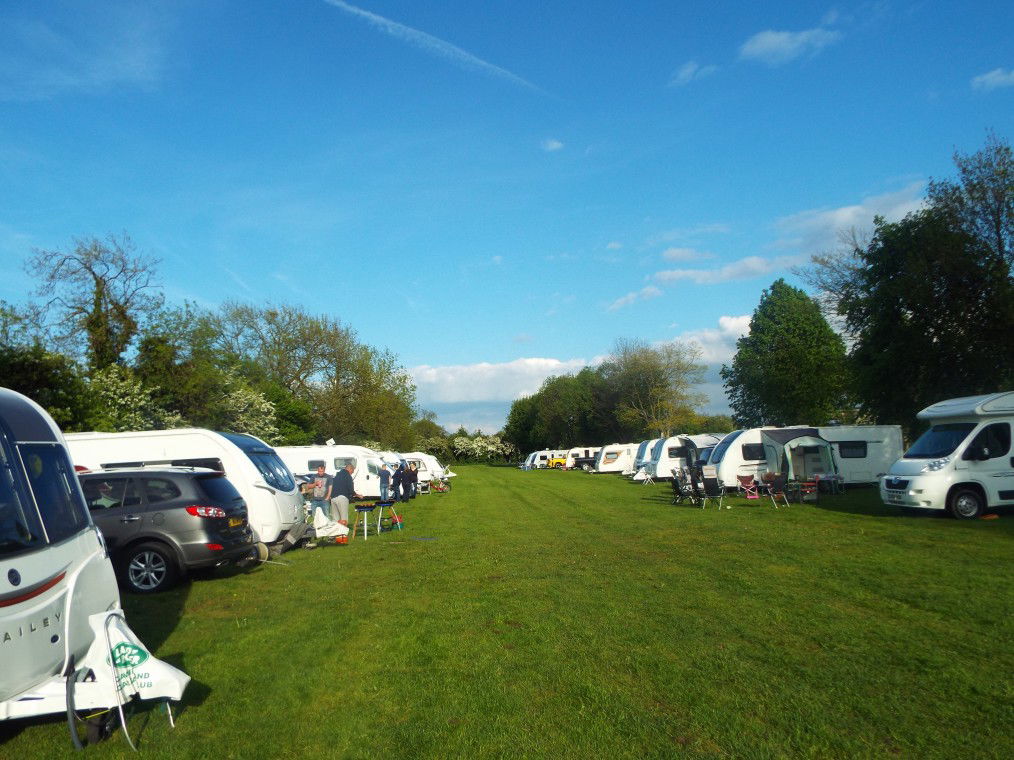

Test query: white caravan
[880,391,1014,518]
[592,443,638,474]
[66,429,302,545]
[646,433,725,480]
[275,444,386,499]
[818,425,904,484]
[630,438,660,478]
[0,389,188,747]
[565,446,601,470]
[705,428,772,488]
[403,451,456,484]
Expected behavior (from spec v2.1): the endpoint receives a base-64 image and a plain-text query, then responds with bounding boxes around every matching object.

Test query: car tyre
[122,542,179,593]
[948,488,984,520]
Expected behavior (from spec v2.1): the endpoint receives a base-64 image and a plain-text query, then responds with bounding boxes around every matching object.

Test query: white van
[275,444,386,498]
[880,391,1014,518]
[66,429,302,545]
[0,389,188,740]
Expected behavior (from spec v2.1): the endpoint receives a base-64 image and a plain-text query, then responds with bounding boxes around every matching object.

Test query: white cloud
[323,1,544,93]
[654,255,804,285]
[541,138,564,152]
[669,60,718,87]
[606,241,623,250]
[972,68,1014,91]
[773,181,925,253]
[661,246,712,262]
[608,285,663,311]
[411,357,590,404]
[0,7,170,100]
[675,315,751,364]
[645,223,730,247]
[739,27,841,66]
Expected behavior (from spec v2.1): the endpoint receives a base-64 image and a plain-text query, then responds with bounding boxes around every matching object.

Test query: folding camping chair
[671,469,697,506]
[765,474,790,509]
[701,477,726,510]
[736,474,759,500]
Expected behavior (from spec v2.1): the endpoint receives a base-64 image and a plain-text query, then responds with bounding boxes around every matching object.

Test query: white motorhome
[818,425,904,484]
[646,433,724,480]
[0,389,188,746]
[592,443,638,474]
[66,429,302,546]
[880,391,1014,518]
[275,444,386,499]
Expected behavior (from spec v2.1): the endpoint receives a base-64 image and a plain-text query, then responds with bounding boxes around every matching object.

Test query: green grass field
[4,465,1012,758]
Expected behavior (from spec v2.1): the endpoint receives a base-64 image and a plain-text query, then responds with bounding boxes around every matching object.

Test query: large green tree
[0,343,92,429]
[840,207,1014,435]
[721,279,847,427]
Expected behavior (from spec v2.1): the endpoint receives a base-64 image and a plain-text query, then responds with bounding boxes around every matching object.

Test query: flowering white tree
[451,433,514,461]
[214,370,279,443]
[88,365,184,432]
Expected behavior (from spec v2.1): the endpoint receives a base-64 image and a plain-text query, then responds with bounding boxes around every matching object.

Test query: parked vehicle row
[520,394,1014,518]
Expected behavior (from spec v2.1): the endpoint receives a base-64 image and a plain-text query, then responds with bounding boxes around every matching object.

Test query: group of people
[304,461,421,527]
[382,462,419,503]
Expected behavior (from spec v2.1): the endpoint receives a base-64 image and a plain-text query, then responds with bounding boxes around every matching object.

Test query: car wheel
[122,542,179,593]
[948,488,984,520]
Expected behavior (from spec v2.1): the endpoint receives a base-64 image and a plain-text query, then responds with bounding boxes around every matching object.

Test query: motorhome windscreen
[709,430,742,465]
[0,435,46,557]
[18,443,90,544]
[904,423,976,459]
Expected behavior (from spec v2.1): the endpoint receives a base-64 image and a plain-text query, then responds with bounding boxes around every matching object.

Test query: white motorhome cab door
[957,421,1014,506]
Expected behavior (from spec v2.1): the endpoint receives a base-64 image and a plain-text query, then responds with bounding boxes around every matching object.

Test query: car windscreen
[18,443,90,544]
[709,430,742,465]
[904,423,977,459]
[197,474,245,504]
[0,434,46,557]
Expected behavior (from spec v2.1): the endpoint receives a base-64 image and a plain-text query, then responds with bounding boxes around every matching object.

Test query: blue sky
[1,1,1011,433]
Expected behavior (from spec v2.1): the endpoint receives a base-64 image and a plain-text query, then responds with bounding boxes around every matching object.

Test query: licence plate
[229,517,244,528]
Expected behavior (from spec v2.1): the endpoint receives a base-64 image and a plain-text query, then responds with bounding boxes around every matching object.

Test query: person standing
[379,463,391,502]
[392,463,406,502]
[407,462,419,499]
[310,464,333,519]
[330,463,361,527]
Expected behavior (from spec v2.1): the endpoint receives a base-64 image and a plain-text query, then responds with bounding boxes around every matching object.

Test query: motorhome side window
[741,443,765,461]
[0,439,46,555]
[837,441,867,458]
[334,457,356,471]
[19,443,89,543]
[307,459,326,471]
[367,461,379,475]
[962,423,1011,460]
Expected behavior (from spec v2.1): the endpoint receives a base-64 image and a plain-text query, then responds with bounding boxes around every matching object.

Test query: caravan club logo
[110,642,149,669]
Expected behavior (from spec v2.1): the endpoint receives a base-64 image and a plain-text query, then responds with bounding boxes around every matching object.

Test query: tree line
[0,238,450,452]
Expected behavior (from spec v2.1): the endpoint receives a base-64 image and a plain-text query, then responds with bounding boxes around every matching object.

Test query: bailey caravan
[0,389,188,747]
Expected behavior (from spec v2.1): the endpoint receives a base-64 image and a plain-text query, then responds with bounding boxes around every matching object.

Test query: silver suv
[78,466,255,593]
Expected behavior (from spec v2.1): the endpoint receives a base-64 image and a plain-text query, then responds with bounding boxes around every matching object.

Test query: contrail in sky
[323,0,544,93]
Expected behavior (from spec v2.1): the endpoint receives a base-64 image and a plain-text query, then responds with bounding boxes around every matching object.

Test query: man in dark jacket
[392,464,405,502]
[330,463,361,526]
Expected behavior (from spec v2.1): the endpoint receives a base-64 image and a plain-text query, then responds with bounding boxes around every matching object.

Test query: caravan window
[709,430,742,465]
[334,457,356,471]
[837,441,867,459]
[0,437,45,557]
[19,443,90,544]
[667,446,688,459]
[741,443,765,461]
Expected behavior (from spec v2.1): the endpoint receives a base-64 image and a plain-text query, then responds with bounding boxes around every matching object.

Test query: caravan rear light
[186,505,227,518]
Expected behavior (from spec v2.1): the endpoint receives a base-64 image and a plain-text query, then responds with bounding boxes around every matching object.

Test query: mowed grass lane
[3,465,1011,758]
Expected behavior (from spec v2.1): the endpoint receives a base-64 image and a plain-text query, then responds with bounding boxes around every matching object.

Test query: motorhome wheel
[123,542,179,593]
[948,488,984,520]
